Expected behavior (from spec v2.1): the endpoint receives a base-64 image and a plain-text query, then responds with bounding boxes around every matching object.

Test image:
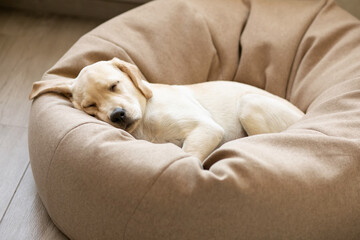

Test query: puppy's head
[29,58,153,133]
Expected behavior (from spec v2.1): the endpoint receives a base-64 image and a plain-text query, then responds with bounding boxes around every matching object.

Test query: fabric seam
[88,33,126,50]
[44,121,106,208]
[122,155,191,239]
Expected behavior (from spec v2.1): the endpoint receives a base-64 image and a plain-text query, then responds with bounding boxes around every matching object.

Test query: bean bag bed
[28,0,360,239]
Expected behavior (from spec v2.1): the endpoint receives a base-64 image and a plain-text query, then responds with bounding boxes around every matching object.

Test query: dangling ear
[29,79,74,100]
[112,57,153,99]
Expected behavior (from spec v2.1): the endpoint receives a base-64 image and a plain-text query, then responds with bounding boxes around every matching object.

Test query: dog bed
[28,0,360,239]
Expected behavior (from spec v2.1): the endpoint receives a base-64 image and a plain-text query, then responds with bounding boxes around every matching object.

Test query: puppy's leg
[239,94,304,136]
[182,123,224,162]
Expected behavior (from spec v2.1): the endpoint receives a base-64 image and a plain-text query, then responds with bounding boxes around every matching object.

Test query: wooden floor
[0,9,101,239]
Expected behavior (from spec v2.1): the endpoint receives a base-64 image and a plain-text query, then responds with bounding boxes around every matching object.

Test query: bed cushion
[28,0,360,239]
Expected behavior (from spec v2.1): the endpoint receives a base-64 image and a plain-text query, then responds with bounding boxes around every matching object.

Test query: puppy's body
[133,82,241,147]
[30,58,304,161]
[133,81,303,159]
[134,82,249,145]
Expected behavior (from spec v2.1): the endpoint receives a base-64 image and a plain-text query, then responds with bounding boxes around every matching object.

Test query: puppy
[30,58,304,161]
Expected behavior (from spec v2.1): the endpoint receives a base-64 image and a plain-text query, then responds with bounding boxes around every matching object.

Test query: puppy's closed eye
[109,81,120,92]
[85,103,97,109]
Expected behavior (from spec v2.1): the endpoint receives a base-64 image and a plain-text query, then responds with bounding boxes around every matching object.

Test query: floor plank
[0,166,69,240]
[0,9,101,127]
[0,124,28,220]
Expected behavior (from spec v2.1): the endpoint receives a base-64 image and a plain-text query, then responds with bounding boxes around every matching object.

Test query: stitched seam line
[88,33,128,51]
[44,122,105,207]
[123,155,190,240]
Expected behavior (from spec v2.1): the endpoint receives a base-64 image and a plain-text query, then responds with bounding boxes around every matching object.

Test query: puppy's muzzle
[110,108,128,126]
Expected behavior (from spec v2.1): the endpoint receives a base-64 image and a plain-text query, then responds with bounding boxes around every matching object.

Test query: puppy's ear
[112,57,153,99]
[29,79,74,100]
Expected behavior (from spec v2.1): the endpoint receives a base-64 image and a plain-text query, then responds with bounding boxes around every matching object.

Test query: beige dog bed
[28,0,360,239]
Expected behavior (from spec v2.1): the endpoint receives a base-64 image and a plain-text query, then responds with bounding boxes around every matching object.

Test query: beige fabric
[28,0,360,239]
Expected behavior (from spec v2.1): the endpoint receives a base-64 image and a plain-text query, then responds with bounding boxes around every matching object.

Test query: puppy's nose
[110,108,127,123]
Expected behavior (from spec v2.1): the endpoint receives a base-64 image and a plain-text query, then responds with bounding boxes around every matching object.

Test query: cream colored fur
[30,58,304,162]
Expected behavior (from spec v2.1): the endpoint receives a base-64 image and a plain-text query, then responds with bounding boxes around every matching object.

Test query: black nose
[110,108,127,123]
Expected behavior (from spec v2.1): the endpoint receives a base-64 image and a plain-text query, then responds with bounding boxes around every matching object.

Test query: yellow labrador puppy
[30,58,304,161]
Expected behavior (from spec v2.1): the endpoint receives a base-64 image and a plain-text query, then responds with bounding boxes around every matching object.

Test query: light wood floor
[0,9,102,239]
